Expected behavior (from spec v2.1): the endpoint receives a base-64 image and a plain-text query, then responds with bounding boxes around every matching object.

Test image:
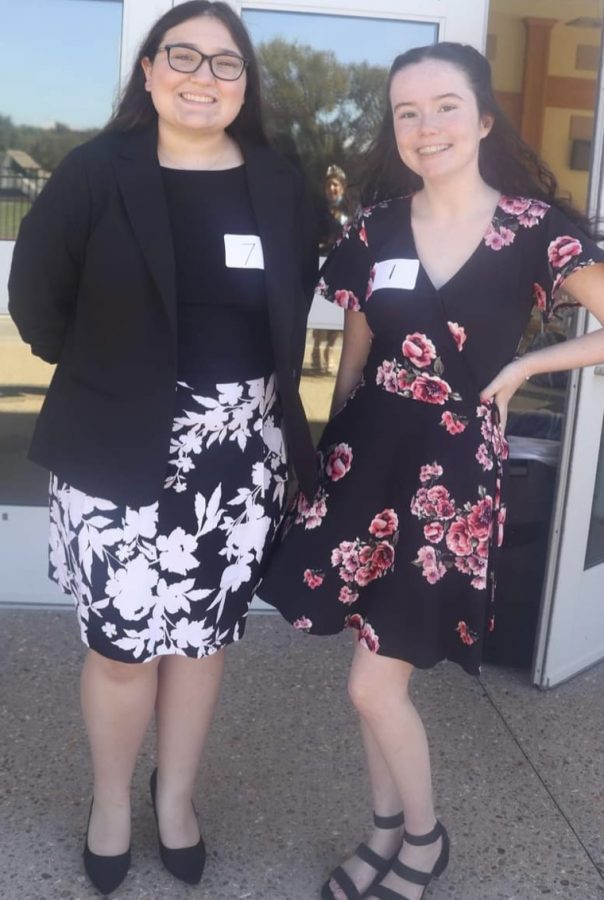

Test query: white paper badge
[224,234,265,269]
[372,258,420,292]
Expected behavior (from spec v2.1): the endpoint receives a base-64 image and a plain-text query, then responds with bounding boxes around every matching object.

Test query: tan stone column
[520,17,557,152]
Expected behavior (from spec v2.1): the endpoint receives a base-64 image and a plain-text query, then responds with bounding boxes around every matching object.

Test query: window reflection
[243,9,437,431]
[1,0,122,508]
[585,415,604,569]
[0,0,123,241]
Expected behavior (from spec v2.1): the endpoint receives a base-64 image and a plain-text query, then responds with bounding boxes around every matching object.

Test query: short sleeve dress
[258,195,604,675]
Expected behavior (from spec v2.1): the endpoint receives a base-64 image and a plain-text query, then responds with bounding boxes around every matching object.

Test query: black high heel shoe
[83,800,131,896]
[369,820,449,900]
[321,810,405,899]
[149,768,206,885]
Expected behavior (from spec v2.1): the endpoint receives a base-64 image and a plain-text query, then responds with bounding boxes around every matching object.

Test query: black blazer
[9,126,318,506]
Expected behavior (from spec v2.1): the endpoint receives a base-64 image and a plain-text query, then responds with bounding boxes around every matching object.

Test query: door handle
[595,366,604,376]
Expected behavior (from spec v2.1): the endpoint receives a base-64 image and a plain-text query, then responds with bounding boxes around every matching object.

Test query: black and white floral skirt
[49,374,287,662]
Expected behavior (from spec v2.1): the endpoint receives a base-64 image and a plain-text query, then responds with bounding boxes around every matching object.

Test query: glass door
[0,0,140,606]
[533,61,604,684]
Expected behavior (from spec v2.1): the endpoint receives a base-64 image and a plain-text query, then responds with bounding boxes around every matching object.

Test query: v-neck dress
[258,194,604,675]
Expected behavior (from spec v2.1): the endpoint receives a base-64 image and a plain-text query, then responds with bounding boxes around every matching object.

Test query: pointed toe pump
[150,768,206,885]
[83,801,131,896]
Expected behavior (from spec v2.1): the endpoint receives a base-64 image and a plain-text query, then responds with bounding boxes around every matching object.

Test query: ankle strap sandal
[370,821,449,900]
[320,811,405,900]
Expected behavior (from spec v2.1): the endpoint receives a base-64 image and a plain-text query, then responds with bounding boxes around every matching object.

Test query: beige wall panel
[542,108,590,210]
[489,12,526,92]
[549,23,601,77]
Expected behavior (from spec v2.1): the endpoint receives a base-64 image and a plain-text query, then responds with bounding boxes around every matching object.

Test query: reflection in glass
[0,316,53,505]
[585,416,604,569]
[243,9,437,427]
[0,0,123,240]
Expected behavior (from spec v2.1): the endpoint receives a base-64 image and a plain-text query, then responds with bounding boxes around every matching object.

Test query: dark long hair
[105,1,267,145]
[361,42,590,230]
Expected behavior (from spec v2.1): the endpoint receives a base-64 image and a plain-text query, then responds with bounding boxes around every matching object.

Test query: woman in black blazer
[9,1,317,893]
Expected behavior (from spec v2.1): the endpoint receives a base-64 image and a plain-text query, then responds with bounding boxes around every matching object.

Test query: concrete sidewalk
[0,609,602,900]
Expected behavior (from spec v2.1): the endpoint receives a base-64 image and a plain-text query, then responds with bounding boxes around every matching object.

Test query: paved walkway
[1,610,602,900]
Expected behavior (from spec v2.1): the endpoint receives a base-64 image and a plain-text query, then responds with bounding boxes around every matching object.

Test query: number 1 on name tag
[224,234,265,269]
[372,258,420,291]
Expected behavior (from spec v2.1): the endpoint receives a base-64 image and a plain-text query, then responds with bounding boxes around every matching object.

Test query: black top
[161,164,273,381]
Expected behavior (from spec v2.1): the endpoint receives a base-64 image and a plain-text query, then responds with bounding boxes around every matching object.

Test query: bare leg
[81,649,159,855]
[327,718,405,896]
[330,642,441,900]
[153,649,226,848]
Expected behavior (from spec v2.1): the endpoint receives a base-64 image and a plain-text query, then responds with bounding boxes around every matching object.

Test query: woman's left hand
[479,358,528,433]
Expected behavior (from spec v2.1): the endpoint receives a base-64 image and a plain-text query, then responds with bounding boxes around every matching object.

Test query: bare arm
[330,310,373,418]
[481,262,604,429]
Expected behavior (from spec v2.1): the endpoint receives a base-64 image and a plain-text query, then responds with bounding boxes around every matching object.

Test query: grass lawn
[0,199,29,241]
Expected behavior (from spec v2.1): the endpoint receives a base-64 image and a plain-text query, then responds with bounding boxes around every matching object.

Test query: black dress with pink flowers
[258,195,604,675]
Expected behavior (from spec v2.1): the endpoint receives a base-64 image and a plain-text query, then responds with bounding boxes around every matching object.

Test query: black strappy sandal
[369,821,449,900]
[320,810,405,900]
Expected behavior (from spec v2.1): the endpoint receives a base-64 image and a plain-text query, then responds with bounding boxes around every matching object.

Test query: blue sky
[0,0,123,129]
[243,10,437,69]
[0,2,437,130]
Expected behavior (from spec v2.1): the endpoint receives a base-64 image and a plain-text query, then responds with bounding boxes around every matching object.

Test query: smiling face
[141,15,247,139]
[390,59,492,185]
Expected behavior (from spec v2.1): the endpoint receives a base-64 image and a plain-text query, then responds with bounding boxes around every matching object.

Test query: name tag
[224,234,265,269]
[372,258,419,292]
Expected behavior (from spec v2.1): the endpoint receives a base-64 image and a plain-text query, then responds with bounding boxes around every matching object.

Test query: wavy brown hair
[361,42,591,231]
[104,0,267,145]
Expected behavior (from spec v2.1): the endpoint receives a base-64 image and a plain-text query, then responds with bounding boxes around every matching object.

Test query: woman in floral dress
[8,2,316,894]
[258,42,604,900]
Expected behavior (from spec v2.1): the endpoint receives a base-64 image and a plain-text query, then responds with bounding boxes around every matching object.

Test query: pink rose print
[533,282,547,312]
[303,568,324,589]
[345,614,381,652]
[488,615,495,632]
[548,235,582,269]
[295,487,328,529]
[447,321,467,352]
[402,332,437,368]
[371,541,395,572]
[398,369,412,390]
[467,497,493,541]
[484,225,515,250]
[498,197,531,216]
[358,223,368,247]
[369,508,399,537]
[325,443,353,482]
[359,621,380,653]
[456,621,478,646]
[424,522,444,544]
[518,200,548,228]
[346,613,364,631]
[420,463,444,483]
[334,289,361,311]
[410,463,497,593]
[446,518,473,557]
[476,443,493,471]
[376,363,398,393]
[415,545,447,584]
[355,562,381,586]
[411,374,451,405]
[293,617,313,631]
[339,585,359,605]
[497,505,507,548]
[440,410,467,435]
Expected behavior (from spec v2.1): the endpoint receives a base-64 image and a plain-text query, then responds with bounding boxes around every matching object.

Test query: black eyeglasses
[159,44,248,80]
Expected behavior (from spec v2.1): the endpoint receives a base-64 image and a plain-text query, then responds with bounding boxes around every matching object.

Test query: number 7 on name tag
[224,234,265,269]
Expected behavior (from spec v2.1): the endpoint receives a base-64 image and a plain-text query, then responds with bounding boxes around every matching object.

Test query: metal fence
[0,170,49,241]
